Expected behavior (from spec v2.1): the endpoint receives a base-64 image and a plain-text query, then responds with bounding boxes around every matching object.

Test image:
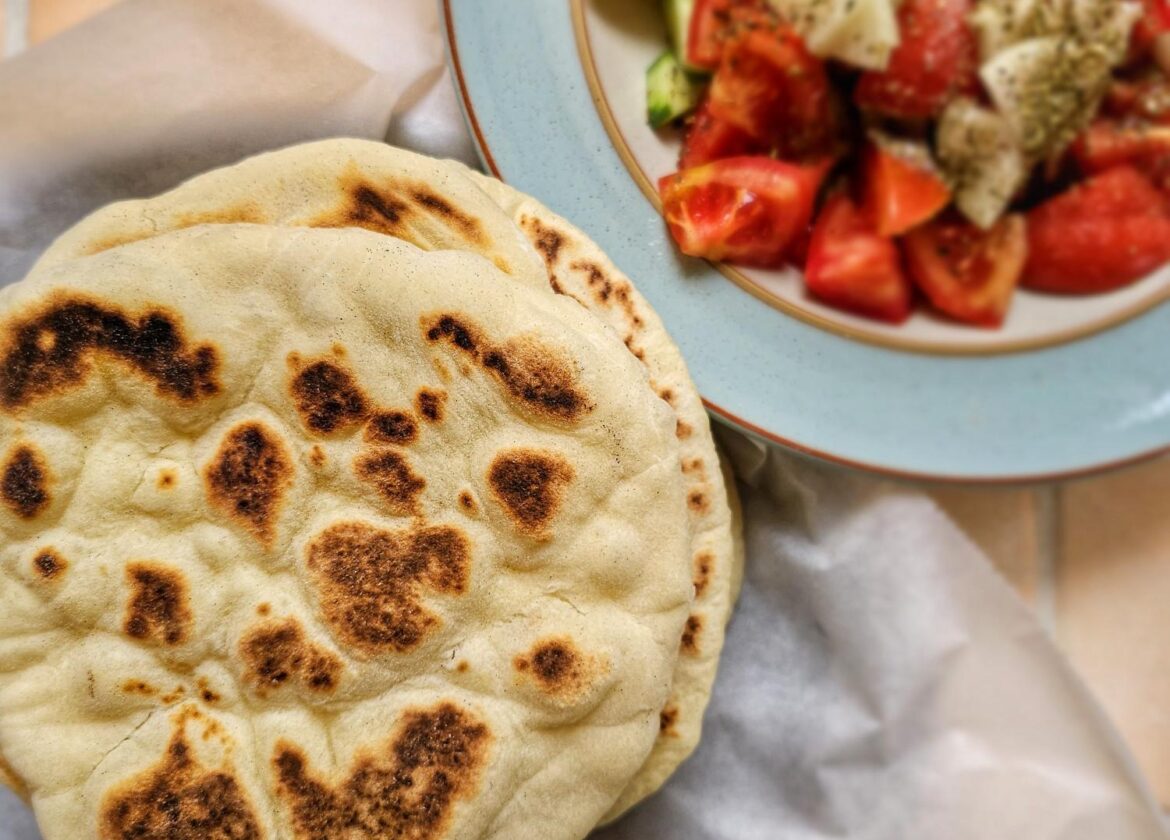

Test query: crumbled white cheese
[970,0,1138,61]
[936,98,1030,227]
[767,0,902,69]
[944,0,1139,223]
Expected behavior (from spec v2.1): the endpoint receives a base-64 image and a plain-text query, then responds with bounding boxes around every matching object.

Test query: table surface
[4,0,1170,808]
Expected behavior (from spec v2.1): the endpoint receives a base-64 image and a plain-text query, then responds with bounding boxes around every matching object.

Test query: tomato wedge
[1104,77,1170,123]
[1048,163,1168,218]
[1130,0,1170,61]
[687,0,775,70]
[1071,120,1170,190]
[805,193,912,323]
[902,215,1026,327]
[708,25,840,159]
[861,142,951,236]
[679,98,764,169]
[854,0,979,119]
[1023,166,1170,293]
[658,156,829,267]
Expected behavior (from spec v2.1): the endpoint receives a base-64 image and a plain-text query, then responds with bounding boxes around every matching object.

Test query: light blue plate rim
[442,0,1170,483]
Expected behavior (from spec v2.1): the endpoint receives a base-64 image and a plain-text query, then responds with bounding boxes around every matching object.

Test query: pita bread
[462,171,743,820]
[33,138,744,817]
[0,224,694,839]
[37,139,547,291]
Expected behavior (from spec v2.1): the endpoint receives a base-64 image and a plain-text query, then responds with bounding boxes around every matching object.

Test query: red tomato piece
[1023,166,1170,293]
[1072,120,1170,190]
[805,193,913,323]
[902,215,1026,327]
[788,221,815,269]
[854,0,980,120]
[708,26,841,159]
[688,0,730,69]
[1053,161,1169,217]
[861,143,951,236]
[1104,77,1170,123]
[1129,0,1170,61]
[679,98,764,169]
[687,0,775,70]
[1104,80,1143,116]
[658,156,829,267]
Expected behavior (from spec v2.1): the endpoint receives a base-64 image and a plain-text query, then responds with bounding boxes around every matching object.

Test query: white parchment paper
[0,1,1167,838]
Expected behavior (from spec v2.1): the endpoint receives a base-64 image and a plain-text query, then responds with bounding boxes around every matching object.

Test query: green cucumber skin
[646,51,703,128]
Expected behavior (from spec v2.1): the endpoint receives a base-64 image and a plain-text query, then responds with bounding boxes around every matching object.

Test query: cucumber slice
[646,50,703,129]
[663,0,699,70]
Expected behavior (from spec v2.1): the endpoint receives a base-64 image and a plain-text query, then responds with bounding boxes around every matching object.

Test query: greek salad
[648,0,1170,326]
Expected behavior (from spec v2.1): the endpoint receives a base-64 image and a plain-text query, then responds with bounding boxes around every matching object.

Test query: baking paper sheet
[0,1,1166,837]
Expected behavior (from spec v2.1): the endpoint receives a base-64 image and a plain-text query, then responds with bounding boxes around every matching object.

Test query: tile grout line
[4,0,28,57]
[1034,486,1060,638]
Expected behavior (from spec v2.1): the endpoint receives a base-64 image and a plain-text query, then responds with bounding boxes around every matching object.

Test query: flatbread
[0,225,694,840]
[37,138,547,291]
[33,138,744,818]
[463,172,743,819]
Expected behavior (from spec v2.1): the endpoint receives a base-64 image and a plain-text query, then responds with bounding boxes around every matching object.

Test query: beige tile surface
[1059,457,1170,805]
[928,486,1042,604]
[28,0,119,44]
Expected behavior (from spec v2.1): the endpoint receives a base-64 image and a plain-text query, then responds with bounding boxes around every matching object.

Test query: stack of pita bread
[0,139,742,839]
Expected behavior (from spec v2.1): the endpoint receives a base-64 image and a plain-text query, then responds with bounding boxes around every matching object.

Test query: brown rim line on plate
[570,0,1170,359]
[443,0,1170,484]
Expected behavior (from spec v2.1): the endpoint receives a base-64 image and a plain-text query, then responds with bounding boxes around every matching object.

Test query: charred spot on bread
[204,422,294,546]
[273,702,489,840]
[514,638,606,702]
[521,215,565,269]
[305,522,471,655]
[354,450,426,516]
[2,444,49,519]
[32,548,66,581]
[659,704,681,736]
[414,388,446,424]
[99,728,261,840]
[693,552,714,597]
[124,564,193,647]
[364,410,419,446]
[240,618,343,697]
[312,170,487,251]
[680,614,703,656]
[487,449,574,539]
[408,188,488,245]
[422,314,592,423]
[0,295,219,412]
[289,357,369,435]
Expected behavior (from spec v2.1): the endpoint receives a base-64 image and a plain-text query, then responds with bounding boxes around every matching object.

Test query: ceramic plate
[443,0,1170,481]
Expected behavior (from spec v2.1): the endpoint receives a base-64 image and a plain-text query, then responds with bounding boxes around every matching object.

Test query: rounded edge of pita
[34,139,549,291]
[461,169,744,820]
